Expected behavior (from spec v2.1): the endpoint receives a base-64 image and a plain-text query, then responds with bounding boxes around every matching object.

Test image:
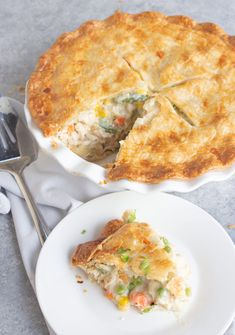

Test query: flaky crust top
[28,11,235,136]
[108,94,235,183]
[28,11,235,183]
[72,219,174,282]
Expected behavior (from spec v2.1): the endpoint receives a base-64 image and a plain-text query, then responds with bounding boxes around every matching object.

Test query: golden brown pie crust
[108,94,235,183]
[28,11,235,183]
[72,218,175,282]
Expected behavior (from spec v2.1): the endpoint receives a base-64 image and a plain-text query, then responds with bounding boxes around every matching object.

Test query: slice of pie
[28,11,235,182]
[71,210,190,312]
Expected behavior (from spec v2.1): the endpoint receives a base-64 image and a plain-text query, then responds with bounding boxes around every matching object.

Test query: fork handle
[12,171,49,245]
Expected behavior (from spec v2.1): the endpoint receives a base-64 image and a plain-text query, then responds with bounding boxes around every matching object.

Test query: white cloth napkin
[0,97,110,334]
[0,97,234,335]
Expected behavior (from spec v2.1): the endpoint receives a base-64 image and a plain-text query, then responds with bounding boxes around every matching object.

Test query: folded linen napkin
[0,97,110,334]
[0,97,234,335]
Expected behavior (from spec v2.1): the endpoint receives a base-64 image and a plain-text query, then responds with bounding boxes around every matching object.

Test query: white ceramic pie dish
[24,88,235,193]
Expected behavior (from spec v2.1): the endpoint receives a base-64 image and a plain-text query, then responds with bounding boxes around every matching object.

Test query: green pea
[120,253,129,262]
[161,236,171,252]
[164,245,171,253]
[128,277,143,291]
[117,248,130,263]
[139,258,150,275]
[127,210,136,223]
[185,287,192,297]
[115,284,126,295]
[142,307,152,313]
[157,287,167,298]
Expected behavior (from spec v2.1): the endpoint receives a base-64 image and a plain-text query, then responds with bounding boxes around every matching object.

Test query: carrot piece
[129,291,150,308]
[114,116,126,127]
[67,124,75,134]
[105,290,114,300]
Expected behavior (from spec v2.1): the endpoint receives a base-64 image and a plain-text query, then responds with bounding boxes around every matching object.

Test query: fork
[0,99,49,245]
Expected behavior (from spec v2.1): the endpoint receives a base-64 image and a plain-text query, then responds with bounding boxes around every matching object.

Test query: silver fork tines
[0,122,8,149]
[0,100,49,244]
[2,118,16,143]
[0,111,20,161]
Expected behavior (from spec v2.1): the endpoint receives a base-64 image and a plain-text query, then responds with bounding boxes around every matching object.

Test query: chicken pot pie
[71,210,191,313]
[28,11,235,183]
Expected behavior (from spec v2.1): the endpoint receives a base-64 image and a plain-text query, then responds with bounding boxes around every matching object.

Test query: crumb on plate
[99,179,108,185]
[227,224,235,229]
[17,85,25,94]
[51,140,58,149]
[76,275,84,284]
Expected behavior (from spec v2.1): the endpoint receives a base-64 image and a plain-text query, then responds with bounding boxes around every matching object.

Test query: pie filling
[56,91,150,161]
[56,90,194,161]
[84,254,190,313]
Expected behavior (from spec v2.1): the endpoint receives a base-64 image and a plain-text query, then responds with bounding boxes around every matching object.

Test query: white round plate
[24,90,235,193]
[36,191,235,335]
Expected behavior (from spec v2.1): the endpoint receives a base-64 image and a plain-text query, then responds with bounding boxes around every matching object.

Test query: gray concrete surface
[0,0,235,334]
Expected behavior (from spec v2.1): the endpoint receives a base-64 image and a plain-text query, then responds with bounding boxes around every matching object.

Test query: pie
[71,210,190,312]
[28,11,235,183]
